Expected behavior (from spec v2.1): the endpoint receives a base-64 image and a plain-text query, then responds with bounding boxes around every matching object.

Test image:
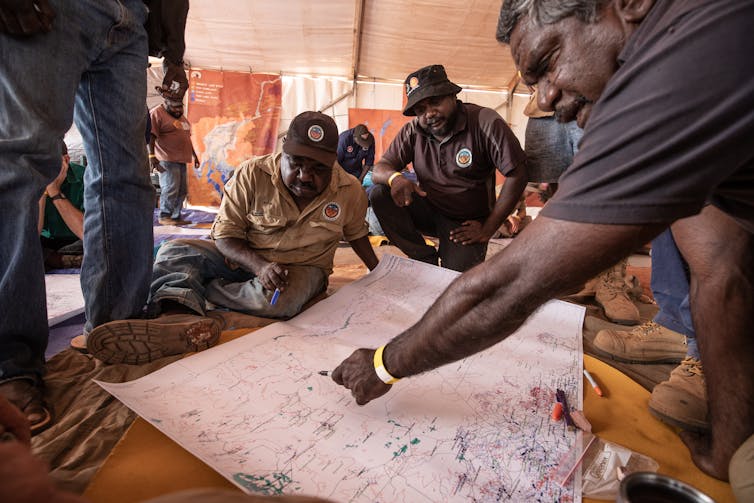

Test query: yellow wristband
[149,154,156,158]
[373,345,400,384]
[387,171,403,188]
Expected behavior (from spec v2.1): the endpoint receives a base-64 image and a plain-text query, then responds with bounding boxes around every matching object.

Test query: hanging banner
[347,108,412,162]
[187,70,282,206]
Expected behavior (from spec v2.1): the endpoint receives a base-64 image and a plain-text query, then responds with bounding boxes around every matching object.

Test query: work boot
[87,314,221,365]
[594,259,640,325]
[648,357,709,432]
[593,321,687,363]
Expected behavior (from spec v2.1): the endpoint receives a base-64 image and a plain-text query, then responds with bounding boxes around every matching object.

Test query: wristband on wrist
[373,345,400,384]
[387,171,403,188]
[149,154,156,158]
[50,193,66,201]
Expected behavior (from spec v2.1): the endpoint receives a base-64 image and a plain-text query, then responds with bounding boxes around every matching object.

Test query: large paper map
[97,255,585,502]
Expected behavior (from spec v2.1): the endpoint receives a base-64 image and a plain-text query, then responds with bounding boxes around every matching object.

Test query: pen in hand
[270,288,281,306]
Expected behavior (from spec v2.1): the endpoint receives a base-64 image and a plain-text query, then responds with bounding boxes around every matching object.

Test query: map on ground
[97,255,585,502]
[46,274,84,326]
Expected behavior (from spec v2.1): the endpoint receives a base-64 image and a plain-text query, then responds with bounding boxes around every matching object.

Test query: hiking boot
[594,259,640,325]
[87,314,221,365]
[593,321,687,363]
[730,433,754,503]
[648,357,709,432]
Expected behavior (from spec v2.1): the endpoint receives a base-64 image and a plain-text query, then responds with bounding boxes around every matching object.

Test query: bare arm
[332,216,665,404]
[43,163,84,239]
[348,235,379,271]
[214,237,288,291]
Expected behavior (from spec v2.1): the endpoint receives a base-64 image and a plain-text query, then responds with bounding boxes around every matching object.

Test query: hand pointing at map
[331,348,393,405]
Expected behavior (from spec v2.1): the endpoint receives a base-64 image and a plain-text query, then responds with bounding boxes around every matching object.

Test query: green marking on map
[233,472,293,495]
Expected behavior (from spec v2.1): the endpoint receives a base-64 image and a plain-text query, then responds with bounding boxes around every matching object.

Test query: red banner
[186,70,282,206]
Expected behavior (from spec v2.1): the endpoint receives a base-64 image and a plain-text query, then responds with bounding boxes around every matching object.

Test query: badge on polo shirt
[308,125,324,142]
[456,147,472,168]
[323,202,341,221]
[347,145,353,153]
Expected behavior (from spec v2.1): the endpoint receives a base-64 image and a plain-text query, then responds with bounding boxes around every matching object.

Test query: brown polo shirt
[211,153,369,273]
[381,101,526,220]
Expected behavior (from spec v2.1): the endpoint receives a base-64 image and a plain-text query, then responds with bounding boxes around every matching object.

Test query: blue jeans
[150,239,328,319]
[0,0,154,380]
[158,161,188,219]
[651,229,698,359]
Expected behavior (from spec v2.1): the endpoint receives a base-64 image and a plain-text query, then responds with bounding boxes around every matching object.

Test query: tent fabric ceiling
[184,0,518,90]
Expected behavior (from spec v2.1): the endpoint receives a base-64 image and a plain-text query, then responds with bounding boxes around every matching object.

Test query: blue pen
[270,288,281,305]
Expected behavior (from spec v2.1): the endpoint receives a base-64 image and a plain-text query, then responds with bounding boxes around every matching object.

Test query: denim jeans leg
[0,0,124,379]
[150,239,253,315]
[74,0,153,332]
[176,163,188,219]
[435,214,487,272]
[158,161,185,219]
[651,229,697,357]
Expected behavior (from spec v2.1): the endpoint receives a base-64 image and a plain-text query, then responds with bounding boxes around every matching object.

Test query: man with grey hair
[332,0,754,488]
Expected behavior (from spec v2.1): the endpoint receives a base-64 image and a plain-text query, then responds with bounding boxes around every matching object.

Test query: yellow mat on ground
[84,344,733,502]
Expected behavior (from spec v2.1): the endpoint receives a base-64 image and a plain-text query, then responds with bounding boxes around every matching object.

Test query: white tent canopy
[184,0,520,90]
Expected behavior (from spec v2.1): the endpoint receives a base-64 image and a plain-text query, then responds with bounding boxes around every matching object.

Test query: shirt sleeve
[365,145,375,167]
[380,122,417,169]
[341,185,370,241]
[478,107,526,177]
[336,131,348,163]
[211,163,254,240]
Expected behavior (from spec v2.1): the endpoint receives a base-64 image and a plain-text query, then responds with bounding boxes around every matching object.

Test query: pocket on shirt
[246,212,286,235]
[309,220,343,238]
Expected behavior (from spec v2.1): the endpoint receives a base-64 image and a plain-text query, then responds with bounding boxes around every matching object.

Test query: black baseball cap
[403,64,462,116]
[283,111,339,167]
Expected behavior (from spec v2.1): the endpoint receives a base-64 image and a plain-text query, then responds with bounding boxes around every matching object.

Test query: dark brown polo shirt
[381,101,526,221]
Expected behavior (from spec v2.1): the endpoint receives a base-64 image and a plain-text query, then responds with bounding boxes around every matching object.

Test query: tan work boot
[648,357,709,432]
[593,321,687,363]
[594,259,640,325]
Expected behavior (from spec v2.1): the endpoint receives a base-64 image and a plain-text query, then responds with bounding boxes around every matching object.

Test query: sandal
[0,376,52,435]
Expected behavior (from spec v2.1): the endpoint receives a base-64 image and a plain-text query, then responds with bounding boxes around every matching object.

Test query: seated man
[38,142,84,270]
[87,112,379,365]
[369,64,527,272]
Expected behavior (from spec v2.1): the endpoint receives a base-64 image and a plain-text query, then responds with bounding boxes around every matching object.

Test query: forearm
[52,199,84,240]
[348,235,379,270]
[481,170,528,237]
[371,161,401,185]
[214,237,268,275]
[37,197,46,235]
[382,217,665,378]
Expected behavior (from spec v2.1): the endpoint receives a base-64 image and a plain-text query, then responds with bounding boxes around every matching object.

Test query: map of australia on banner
[187,70,282,206]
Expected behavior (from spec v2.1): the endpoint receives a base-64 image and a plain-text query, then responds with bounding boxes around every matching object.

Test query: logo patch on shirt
[308,125,324,142]
[456,147,472,168]
[323,202,341,221]
[347,145,353,153]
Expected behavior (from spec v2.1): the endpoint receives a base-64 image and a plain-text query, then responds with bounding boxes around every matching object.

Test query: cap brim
[282,141,336,168]
[403,81,463,116]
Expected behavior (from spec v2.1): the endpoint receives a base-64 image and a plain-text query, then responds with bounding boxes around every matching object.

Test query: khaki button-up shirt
[211,153,369,273]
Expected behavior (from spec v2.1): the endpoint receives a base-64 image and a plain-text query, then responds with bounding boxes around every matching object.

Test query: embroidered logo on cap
[456,148,472,168]
[405,76,420,96]
[347,145,353,153]
[323,202,341,221]
[308,125,324,142]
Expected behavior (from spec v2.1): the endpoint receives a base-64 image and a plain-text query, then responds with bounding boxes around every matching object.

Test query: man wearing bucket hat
[86,111,379,365]
[369,64,528,272]
[337,124,375,183]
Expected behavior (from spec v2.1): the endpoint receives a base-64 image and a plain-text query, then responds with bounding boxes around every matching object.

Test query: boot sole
[88,318,220,365]
[647,403,710,433]
[598,351,687,364]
